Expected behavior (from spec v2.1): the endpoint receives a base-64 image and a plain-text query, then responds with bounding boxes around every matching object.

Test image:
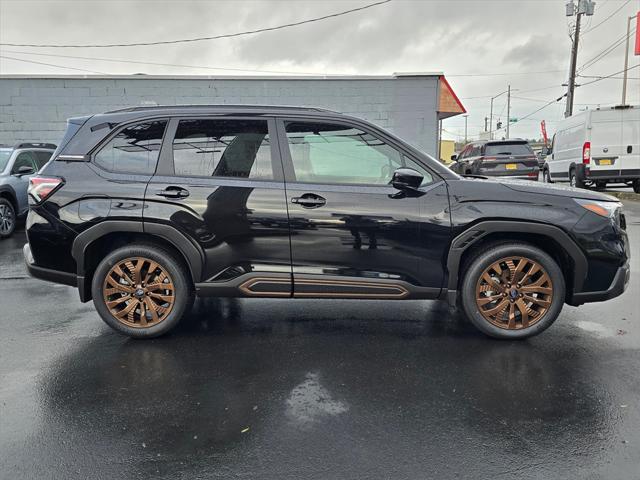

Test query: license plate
[505,163,518,170]
[599,159,612,166]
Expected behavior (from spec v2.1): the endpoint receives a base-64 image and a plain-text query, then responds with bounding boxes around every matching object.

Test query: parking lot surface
[1,201,639,480]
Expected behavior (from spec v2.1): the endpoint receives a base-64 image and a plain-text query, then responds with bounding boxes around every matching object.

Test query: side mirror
[450,154,458,161]
[14,165,35,176]
[391,168,423,191]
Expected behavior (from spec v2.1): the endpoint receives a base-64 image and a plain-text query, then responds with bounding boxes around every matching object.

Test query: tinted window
[284,122,432,185]
[34,151,53,168]
[94,121,167,174]
[484,142,533,156]
[12,151,37,174]
[172,119,272,179]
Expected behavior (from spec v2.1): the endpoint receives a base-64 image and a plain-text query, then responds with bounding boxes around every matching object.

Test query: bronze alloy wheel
[475,256,554,330]
[102,257,175,328]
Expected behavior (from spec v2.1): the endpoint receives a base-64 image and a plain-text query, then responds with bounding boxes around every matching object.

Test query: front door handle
[156,186,190,199]
[291,193,326,209]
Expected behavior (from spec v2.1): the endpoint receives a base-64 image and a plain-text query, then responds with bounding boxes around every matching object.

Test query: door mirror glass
[391,168,423,191]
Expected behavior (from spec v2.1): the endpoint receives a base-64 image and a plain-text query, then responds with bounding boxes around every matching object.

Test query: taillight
[28,176,64,204]
[582,141,591,165]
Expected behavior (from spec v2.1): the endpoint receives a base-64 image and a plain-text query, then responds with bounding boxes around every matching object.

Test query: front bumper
[23,243,77,287]
[568,262,630,306]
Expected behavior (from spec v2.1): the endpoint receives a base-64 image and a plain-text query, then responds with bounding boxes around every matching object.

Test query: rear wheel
[633,180,640,194]
[91,244,193,338]
[0,198,16,239]
[542,169,552,183]
[595,181,607,191]
[569,168,584,188]
[460,243,565,339]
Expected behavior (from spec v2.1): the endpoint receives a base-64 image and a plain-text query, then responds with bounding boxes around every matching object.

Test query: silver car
[0,143,56,238]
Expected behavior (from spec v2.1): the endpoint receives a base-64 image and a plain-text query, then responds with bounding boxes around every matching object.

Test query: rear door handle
[291,193,326,208]
[156,186,190,199]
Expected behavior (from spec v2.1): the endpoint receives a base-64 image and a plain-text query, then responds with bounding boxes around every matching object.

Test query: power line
[0,55,107,74]
[0,0,392,48]
[578,63,640,87]
[582,0,632,35]
[578,27,636,72]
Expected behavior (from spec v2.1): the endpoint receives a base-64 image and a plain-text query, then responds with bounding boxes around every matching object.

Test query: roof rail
[14,142,57,150]
[105,104,337,114]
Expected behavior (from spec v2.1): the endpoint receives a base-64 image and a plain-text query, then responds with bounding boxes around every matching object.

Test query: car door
[145,116,292,294]
[276,117,451,299]
[10,151,39,215]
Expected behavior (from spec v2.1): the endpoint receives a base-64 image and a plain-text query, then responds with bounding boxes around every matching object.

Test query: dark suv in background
[450,139,539,180]
[24,105,629,339]
[0,142,56,238]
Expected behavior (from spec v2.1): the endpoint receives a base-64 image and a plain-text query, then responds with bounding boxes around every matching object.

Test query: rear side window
[172,119,272,179]
[484,143,533,156]
[94,121,167,174]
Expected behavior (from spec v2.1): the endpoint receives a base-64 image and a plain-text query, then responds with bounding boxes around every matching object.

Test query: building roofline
[0,72,443,81]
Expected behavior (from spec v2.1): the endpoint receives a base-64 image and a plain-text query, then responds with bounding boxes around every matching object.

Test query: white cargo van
[543,105,640,192]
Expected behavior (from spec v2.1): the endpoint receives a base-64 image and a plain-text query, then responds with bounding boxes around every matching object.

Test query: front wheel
[0,198,16,239]
[460,243,565,339]
[542,169,552,183]
[91,244,193,338]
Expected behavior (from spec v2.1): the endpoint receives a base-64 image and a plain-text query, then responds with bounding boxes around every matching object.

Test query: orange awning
[438,76,466,119]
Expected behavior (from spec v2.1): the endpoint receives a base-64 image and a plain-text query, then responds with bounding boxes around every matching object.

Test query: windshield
[0,149,12,172]
[484,143,533,156]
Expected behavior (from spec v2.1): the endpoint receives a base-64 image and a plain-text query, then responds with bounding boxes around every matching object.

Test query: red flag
[635,12,640,55]
[541,120,548,145]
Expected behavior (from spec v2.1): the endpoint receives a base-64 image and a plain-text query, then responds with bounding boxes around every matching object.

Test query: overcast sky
[0,0,638,141]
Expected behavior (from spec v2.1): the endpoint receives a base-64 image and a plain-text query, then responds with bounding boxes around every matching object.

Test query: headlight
[574,198,622,218]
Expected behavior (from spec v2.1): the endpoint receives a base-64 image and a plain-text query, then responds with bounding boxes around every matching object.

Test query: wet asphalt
[1,202,639,480]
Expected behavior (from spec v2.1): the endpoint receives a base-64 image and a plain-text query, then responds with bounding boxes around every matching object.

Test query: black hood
[462,176,619,202]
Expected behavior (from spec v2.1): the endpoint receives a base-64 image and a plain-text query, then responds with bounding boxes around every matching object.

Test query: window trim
[90,117,169,176]
[275,117,439,188]
[162,116,282,182]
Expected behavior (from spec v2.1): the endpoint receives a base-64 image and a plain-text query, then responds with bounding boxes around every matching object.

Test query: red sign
[541,120,548,145]
[635,12,640,55]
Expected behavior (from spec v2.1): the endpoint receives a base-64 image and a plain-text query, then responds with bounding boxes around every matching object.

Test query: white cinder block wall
[0,75,440,156]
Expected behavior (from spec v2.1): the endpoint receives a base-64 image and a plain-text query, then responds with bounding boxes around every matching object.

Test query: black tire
[542,169,552,183]
[460,242,565,340]
[569,168,584,188]
[91,244,194,338]
[594,181,607,191]
[633,180,640,194]
[0,197,16,239]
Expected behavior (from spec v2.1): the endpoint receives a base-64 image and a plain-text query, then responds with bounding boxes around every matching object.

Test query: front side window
[94,121,167,174]
[172,119,272,179]
[12,151,37,174]
[284,122,432,186]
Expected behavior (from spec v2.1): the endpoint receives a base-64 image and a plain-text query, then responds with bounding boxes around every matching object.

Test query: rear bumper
[568,262,630,305]
[580,166,640,182]
[23,243,77,287]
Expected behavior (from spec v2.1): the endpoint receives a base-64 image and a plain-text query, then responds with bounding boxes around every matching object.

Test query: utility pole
[463,114,469,143]
[484,116,488,134]
[506,85,511,139]
[622,15,635,105]
[489,99,494,140]
[565,0,595,118]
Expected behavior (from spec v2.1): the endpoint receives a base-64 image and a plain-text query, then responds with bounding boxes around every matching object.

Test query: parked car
[24,105,629,340]
[449,139,539,180]
[542,105,640,191]
[0,142,56,238]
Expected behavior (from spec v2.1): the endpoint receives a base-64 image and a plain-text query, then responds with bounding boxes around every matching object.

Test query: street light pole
[622,15,634,106]
[506,85,511,139]
[463,114,469,143]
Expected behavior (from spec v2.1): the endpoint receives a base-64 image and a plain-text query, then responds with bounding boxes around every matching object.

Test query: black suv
[450,139,539,180]
[24,105,630,339]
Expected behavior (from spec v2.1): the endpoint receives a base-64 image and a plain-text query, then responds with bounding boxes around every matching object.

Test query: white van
[543,105,640,192]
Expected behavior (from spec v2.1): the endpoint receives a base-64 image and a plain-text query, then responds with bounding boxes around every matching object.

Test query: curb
[604,191,640,202]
